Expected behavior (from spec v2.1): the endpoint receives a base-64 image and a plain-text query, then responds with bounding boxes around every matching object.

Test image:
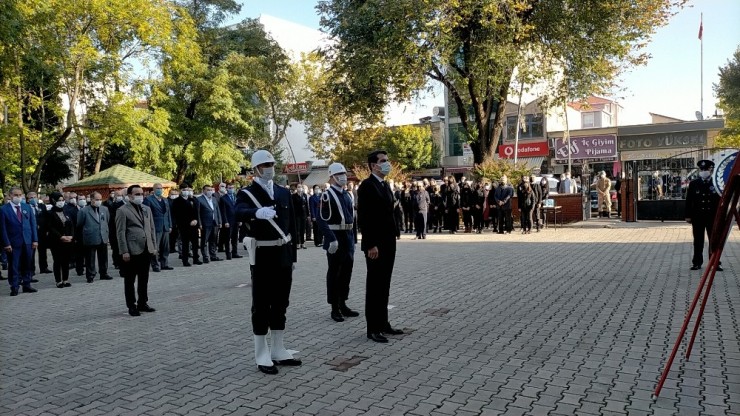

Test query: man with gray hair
[77,191,112,282]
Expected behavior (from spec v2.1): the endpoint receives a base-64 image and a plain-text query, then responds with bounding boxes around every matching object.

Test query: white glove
[327,240,339,254]
[255,207,277,220]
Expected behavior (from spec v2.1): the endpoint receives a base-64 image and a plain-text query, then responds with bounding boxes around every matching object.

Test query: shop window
[506,113,543,139]
[582,112,596,128]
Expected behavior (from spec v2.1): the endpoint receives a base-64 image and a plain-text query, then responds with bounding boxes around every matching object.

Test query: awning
[519,156,545,171]
[444,167,474,174]
[300,168,329,188]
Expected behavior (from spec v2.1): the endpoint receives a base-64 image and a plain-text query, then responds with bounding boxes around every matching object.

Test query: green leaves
[715,47,740,148]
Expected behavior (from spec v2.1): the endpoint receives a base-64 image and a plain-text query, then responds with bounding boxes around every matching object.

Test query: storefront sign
[620,149,688,161]
[409,168,443,177]
[498,141,549,158]
[282,162,311,174]
[553,135,617,160]
[617,131,707,151]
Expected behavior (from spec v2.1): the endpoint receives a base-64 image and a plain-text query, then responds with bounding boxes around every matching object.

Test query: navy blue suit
[218,193,239,256]
[1,202,38,290]
[143,195,172,269]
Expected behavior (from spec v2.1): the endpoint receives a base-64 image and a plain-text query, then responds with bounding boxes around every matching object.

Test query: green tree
[715,47,740,148]
[318,0,685,164]
[378,125,433,171]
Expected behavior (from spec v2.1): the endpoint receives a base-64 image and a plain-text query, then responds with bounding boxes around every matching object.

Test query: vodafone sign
[498,141,549,158]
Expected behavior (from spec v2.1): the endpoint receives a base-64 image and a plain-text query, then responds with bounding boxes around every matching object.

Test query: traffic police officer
[317,163,360,322]
[235,149,301,375]
[685,159,722,271]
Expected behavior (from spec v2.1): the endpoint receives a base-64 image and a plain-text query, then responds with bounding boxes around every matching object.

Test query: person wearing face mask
[77,191,113,282]
[685,160,722,272]
[115,184,158,316]
[594,171,612,217]
[196,185,222,262]
[143,183,173,272]
[218,183,242,260]
[412,180,430,239]
[358,150,403,343]
[529,175,542,231]
[309,185,323,247]
[290,184,309,250]
[166,189,182,257]
[317,163,360,322]
[559,172,577,194]
[27,191,51,276]
[171,184,202,266]
[235,149,301,375]
[1,187,39,296]
[46,192,75,288]
[107,190,126,272]
[494,176,514,234]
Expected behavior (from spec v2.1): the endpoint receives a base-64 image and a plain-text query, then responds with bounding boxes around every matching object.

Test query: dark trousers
[38,238,49,271]
[462,209,472,229]
[490,207,498,231]
[532,205,542,229]
[50,245,71,283]
[312,221,323,246]
[7,244,33,289]
[219,226,238,256]
[69,241,84,275]
[306,219,312,241]
[692,218,715,267]
[365,240,396,334]
[251,261,292,335]
[521,207,533,231]
[151,231,169,269]
[403,209,413,232]
[200,226,218,259]
[180,225,200,264]
[85,244,109,279]
[326,234,354,305]
[472,208,483,230]
[169,227,180,254]
[498,208,513,233]
[295,217,306,245]
[110,227,121,268]
[414,211,427,238]
[121,253,151,308]
[445,210,459,231]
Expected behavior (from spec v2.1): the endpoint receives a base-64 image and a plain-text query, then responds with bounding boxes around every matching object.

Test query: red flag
[698,18,703,40]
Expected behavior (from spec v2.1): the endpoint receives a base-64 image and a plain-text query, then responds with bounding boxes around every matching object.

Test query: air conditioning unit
[433,106,446,117]
[442,156,473,167]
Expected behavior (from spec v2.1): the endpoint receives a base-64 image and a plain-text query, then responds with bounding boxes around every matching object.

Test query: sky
[230,0,740,126]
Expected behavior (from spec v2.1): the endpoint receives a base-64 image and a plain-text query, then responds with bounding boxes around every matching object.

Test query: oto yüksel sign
[554,135,617,160]
[617,131,707,150]
[498,141,549,158]
[282,162,310,174]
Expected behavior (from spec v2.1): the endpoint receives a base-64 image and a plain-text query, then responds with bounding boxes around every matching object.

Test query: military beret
[697,160,715,170]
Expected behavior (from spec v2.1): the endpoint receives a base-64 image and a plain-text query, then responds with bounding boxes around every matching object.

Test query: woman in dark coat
[429,185,444,233]
[46,192,75,288]
[444,178,461,233]
[520,182,535,234]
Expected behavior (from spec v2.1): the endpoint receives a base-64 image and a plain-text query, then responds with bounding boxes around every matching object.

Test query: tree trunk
[18,83,28,193]
[94,140,105,174]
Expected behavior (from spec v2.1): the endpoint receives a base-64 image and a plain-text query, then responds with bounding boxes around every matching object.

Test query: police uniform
[317,165,358,322]
[685,160,721,270]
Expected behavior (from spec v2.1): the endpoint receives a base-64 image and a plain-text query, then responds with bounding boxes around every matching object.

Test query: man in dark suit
[143,183,173,271]
[218,183,241,260]
[105,190,125,270]
[235,149,301,375]
[63,193,84,275]
[529,175,543,232]
[171,184,201,266]
[27,192,51,276]
[685,160,722,271]
[196,185,222,262]
[116,184,157,316]
[291,185,309,250]
[77,192,112,282]
[494,176,514,234]
[1,187,39,296]
[358,150,402,343]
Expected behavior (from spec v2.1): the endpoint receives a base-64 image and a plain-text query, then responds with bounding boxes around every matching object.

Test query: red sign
[283,162,310,174]
[498,141,549,158]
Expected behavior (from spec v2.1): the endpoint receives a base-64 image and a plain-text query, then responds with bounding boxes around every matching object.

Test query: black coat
[219,193,237,227]
[45,210,75,248]
[172,196,198,227]
[685,178,719,220]
[358,176,399,252]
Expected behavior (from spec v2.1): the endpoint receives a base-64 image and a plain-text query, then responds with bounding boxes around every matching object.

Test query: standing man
[196,185,222,263]
[218,183,242,260]
[115,185,157,316]
[235,149,300,375]
[494,176,513,234]
[291,185,309,250]
[529,175,542,231]
[107,190,126,272]
[28,192,51,276]
[172,184,201,266]
[413,181,430,239]
[77,192,112,282]
[309,185,323,247]
[317,163,359,322]
[686,160,722,271]
[358,150,402,343]
[63,193,84,276]
[143,183,173,272]
[167,189,181,258]
[1,187,38,296]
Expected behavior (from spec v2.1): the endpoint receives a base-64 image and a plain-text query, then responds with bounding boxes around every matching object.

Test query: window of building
[582,112,596,128]
[506,113,543,139]
[448,123,466,156]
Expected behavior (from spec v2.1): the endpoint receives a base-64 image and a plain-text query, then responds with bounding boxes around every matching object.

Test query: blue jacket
[309,194,321,219]
[218,192,237,227]
[1,202,38,247]
[143,194,172,233]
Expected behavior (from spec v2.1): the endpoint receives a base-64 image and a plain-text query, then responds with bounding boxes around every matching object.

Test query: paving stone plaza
[1,221,738,415]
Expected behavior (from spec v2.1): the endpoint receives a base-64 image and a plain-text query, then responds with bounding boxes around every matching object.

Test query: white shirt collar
[254,177,274,197]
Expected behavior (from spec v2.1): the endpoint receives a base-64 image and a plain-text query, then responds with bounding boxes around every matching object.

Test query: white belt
[255,235,292,247]
[328,224,353,230]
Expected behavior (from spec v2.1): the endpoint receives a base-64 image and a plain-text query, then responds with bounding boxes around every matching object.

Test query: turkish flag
[698,18,703,40]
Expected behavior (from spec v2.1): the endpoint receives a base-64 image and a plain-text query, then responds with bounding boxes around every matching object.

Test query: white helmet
[328,162,347,176]
[251,150,275,167]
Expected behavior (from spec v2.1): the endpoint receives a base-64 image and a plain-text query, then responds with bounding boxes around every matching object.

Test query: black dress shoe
[100,275,113,280]
[183,262,192,267]
[258,365,278,375]
[128,308,141,317]
[225,254,232,260]
[152,268,161,272]
[340,304,360,317]
[56,282,64,288]
[331,310,344,322]
[22,286,38,293]
[273,358,302,366]
[232,254,243,259]
[367,333,388,343]
[383,327,404,335]
[716,266,723,271]
[210,257,222,262]
[162,266,174,270]
[40,269,52,274]
[87,278,94,283]
[193,260,203,265]
[63,281,71,287]
[31,278,39,283]
[138,304,156,312]
[202,259,210,264]
[690,265,701,270]
[10,288,19,296]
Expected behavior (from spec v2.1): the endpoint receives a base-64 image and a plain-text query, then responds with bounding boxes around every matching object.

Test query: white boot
[253,335,273,366]
[270,330,294,361]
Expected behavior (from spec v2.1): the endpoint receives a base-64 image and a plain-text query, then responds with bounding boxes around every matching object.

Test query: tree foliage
[318,0,686,164]
[330,124,434,172]
[715,47,740,148]
[472,159,531,184]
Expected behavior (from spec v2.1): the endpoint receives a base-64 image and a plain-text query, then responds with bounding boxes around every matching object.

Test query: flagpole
[700,12,703,120]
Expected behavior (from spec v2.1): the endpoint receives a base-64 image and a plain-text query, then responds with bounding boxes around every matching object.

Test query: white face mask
[78,199,87,207]
[69,198,78,205]
[11,196,22,205]
[334,174,348,187]
[205,191,214,198]
[131,196,144,205]
[378,161,392,175]
[170,194,179,200]
[92,200,102,207]
[56,201,65,209]
[259,166,275,182]
[182,191,192,198]
[115,196,123,202]
[699,171,711,179]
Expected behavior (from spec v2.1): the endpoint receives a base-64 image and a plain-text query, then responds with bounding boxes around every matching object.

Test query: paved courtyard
[1,221,738,416]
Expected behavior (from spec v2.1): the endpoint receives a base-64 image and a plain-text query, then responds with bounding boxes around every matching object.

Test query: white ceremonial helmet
[251,150,275,167]
[328,162,347,176]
